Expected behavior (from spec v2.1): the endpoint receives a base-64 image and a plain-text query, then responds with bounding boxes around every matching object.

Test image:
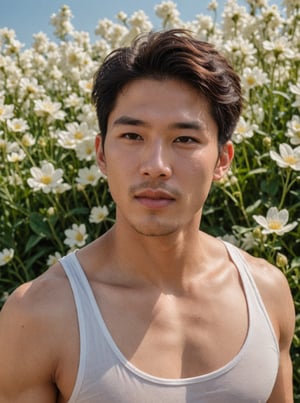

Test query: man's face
[96,78,233,237]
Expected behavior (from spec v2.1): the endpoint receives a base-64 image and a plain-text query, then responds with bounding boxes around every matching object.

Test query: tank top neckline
[68,241,255,385]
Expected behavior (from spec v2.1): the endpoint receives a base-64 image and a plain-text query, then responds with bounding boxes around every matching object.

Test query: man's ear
[213,141,234,181]
[95,134,107,176]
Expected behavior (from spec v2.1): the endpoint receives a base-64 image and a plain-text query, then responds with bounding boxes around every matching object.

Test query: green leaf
[64,207,89,218]
[245,199,262,214]
[29,213,52,238]
[24,247,53,270]
[246,168,267,176]
[25,234,45,254]
[272,90,291,101]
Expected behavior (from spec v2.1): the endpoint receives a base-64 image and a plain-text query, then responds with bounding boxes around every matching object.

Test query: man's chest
[90,279,248,378]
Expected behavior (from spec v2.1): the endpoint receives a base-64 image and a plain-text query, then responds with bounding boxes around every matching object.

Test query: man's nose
[139,141,172,179]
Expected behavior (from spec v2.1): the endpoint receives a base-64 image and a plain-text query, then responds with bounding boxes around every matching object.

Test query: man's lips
[135,189,175,200]
[134,189,176,208]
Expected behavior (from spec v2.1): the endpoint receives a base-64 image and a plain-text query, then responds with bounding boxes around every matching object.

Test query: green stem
[278,169,292,210]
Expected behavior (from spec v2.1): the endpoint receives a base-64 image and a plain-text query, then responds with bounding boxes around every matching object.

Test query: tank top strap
[223,241,279,351]
[59,251,100,401]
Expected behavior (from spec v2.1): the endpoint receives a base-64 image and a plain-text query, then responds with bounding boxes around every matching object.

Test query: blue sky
[1,0,282,47]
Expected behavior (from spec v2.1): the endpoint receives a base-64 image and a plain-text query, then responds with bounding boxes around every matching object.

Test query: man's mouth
[134,189,176,208]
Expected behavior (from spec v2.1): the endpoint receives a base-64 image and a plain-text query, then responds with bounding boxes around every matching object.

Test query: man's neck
[103,221,214,293]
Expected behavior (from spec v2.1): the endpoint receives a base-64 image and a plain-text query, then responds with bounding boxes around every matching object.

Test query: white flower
[75,138,96,161]
[286,115,300,145]
[155,1,180,22]
[253,207,297,235]
[242,67,269,90]
[89,206,109,223]
[27,161,64,193]
[6,142,26,162]
[47,252,62,266]
[54,182,71,194]
[218,234,239,245]
[194,14,214,33]
[64,93,83,110]
[290,83,300,107]
[64,224,87,248]
[270,143,300,170]
[48,65,63,81]
[21,133,35,147]
[223,38,257,66]
[34,98,66,121]
[0,248,14,266]
[8,172,22,186]
[77,104,98,127]
[260,4,283,28]
[208,0,218,11]
[241,232,256,251]
[95,18,114,38]
[128,10,153,31]
[0,102,14,122]
[32,31,50,53]
[57,122,94,149]
[76,165,103,186]
[232,116,257,143]
[7,118,29,133]
[50,5,74,40]
[78,79,93,95]
[19,77,45,99]
[263,37,295,59]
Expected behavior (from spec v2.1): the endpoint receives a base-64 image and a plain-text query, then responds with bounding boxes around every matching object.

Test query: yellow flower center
[69,53,78,64]
[75,232,84,242]
[27,86,36,94]
[74,131,84,140]
[237,124,246,134]
[268,220,282,230]
[284,156,297,165]
[41,175,52,185]
[87,174,95,182]
[246,76,256,86]
[0,107,4,116]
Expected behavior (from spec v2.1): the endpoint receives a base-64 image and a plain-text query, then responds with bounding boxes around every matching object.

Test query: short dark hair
[92,29,242,147]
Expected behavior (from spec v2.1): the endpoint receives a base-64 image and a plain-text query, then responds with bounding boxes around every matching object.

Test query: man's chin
[130,222,178,238]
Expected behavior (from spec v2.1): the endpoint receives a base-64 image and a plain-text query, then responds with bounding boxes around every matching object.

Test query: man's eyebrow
[112,115,204,131]
[112,115,149,127]
[168,121,204,131]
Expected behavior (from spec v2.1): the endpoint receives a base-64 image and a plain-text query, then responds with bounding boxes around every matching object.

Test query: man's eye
[174,136,197,144]
[122,133,143,140]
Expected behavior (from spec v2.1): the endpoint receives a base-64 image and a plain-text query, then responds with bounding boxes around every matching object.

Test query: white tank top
[59,242,279,403]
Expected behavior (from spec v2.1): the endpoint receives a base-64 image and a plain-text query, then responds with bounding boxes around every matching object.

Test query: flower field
[0,0,299,395]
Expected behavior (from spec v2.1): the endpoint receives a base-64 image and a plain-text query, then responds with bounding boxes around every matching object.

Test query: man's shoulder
[0,261,76,396]
[238,248,295,344]
[0,261,73,333]
[239,249,289,293]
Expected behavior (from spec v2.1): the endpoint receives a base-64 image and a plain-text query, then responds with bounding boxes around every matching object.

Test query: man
[0,29,295,402]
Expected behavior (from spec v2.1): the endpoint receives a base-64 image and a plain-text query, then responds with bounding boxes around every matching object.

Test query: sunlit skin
[96,78,233,243]
[0,78,295,403]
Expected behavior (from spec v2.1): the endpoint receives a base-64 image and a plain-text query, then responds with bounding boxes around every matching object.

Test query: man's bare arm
[267,269,295,403]
[0,280,60,402]
[246,254,295,403]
